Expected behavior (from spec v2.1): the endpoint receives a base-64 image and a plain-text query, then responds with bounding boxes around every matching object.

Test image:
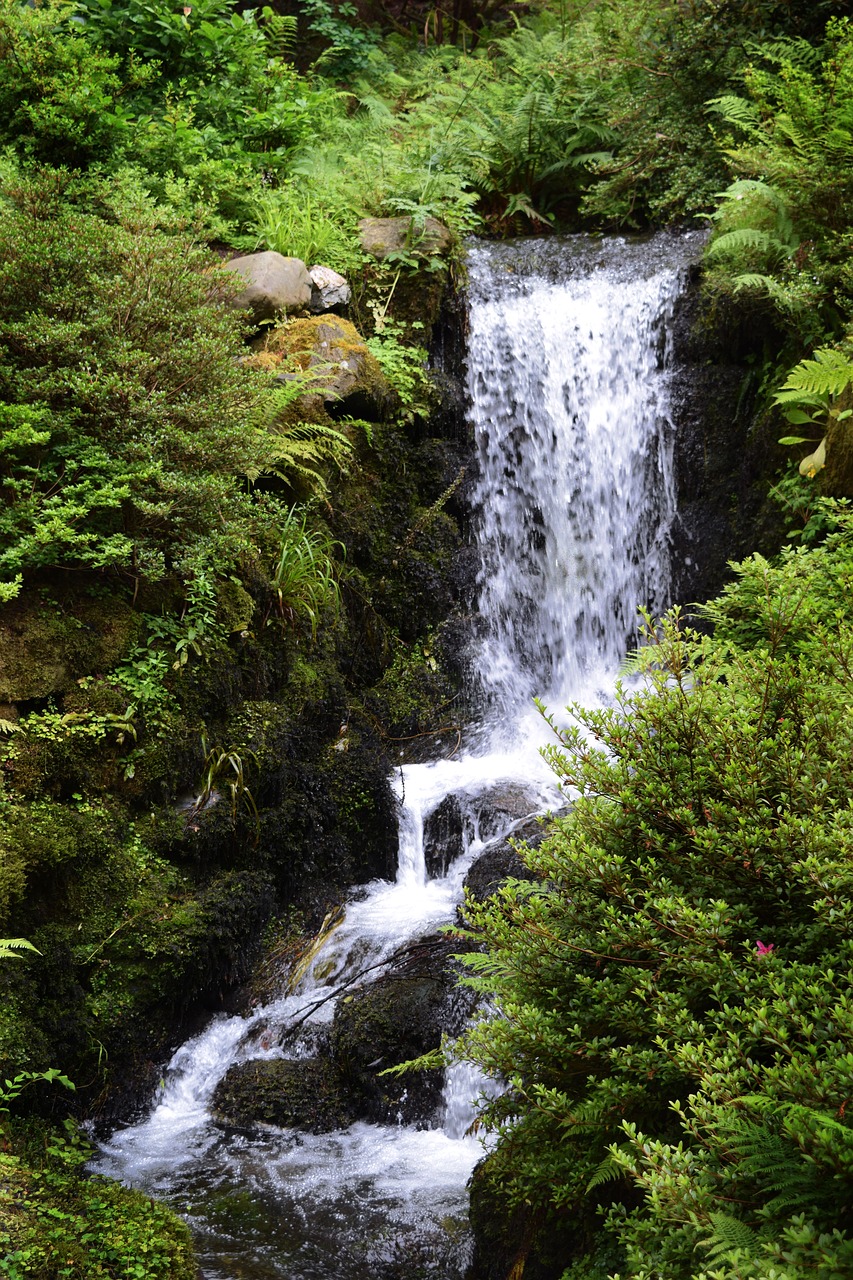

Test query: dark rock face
[423,785,545,881]
[211,934,475,1134]
[213,1057,351,1133]
[329,933,472,1126]
[424,794,469,878]
[668,271,791,608]
[463,822,542,906]
[0,590,140,702]
[472,784,541,843]
[331,971,446,1125]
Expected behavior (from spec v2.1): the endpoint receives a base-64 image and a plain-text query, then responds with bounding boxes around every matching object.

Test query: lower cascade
[94,230,703,1279]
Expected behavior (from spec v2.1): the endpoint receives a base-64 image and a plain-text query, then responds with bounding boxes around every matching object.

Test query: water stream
[94,230,703,1278]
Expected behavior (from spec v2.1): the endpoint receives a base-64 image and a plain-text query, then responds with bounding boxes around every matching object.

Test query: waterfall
[93,231,702,1279]
[468,233,696,729]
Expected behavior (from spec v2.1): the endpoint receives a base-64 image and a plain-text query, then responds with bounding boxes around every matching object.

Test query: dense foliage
[0,1120,195,1279]
[452,518,853,1278]
[2,0,853,1275]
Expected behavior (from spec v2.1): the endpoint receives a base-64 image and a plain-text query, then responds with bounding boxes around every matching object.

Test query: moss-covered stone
[213,1057,351,1132]
[245,314,396,421]
[330,935,463,1125]
[0,587,139,702]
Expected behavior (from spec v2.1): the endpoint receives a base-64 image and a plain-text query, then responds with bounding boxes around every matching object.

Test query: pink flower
[755,940,774,956]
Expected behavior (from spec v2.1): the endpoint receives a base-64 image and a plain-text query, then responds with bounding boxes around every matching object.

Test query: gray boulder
[225,251,312,322]
[358,216,452,262]
[309,264,351,313]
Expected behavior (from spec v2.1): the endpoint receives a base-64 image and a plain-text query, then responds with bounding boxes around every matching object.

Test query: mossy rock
[330,935,463,1125]
[245,314,396,421]
[212,1056,351,1132]
[0,589,140,702]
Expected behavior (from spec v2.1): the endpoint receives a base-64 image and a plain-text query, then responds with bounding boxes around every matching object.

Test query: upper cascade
[466,231,704,725]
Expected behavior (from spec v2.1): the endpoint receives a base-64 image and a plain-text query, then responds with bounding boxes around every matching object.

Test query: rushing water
[94,231,703,1278]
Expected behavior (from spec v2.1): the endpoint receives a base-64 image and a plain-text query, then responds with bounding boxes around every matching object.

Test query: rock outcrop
[246,314,395,420]
[225,251,312,322]
[358,216,452,262]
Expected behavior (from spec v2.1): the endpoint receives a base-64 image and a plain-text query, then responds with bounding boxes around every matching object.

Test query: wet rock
[423,794,469,878]
[471,782,541,843]
[224,251,312,322]
[358,216,452,262]
[330,934,466,1126]
[423,784,542,881]
[463,817,544,905]
[212,1057,351,1133]
[309,264,351,312]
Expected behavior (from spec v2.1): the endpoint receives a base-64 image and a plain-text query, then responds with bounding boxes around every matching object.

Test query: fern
[711,178,791,215]
[706,227,792,261]
[774,348,853,404]
[700,1212,760,1266]
[706,95,764,137]
[249,375,355,494]
[265,421,354,494]
[0,937,40,961]
[585,1147,630,1193]
[261,7,296,59]
[731,272,784,295]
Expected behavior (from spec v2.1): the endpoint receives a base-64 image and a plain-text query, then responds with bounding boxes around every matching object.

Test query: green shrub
[450,517,853,1277]
[0,166,271,593]
[0,0,129,167]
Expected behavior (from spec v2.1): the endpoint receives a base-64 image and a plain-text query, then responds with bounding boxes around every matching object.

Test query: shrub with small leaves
[449,513,853,1277]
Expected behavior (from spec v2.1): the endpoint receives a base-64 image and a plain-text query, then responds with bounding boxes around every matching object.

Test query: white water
[94,231,702,1279]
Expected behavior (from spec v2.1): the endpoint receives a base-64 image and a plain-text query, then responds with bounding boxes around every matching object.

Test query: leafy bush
[450,520,853,1277]
[0,0,129,167]
[0,167,271,593]
[0,1119,196,1278]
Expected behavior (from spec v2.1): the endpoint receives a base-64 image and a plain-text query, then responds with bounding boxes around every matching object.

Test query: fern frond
[0,938,41,961]
[712,178,789,212]
[706,95,764,136]
[700,1211,760,1264]
[774,348,853,402]
[263,421,354,493]
[707,227,791,261]
[731,272,780,294]
[585,1147,630,1193]
[261,7,296,58]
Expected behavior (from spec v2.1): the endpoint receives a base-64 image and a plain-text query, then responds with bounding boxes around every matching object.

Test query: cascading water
[93,230,702,1278]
